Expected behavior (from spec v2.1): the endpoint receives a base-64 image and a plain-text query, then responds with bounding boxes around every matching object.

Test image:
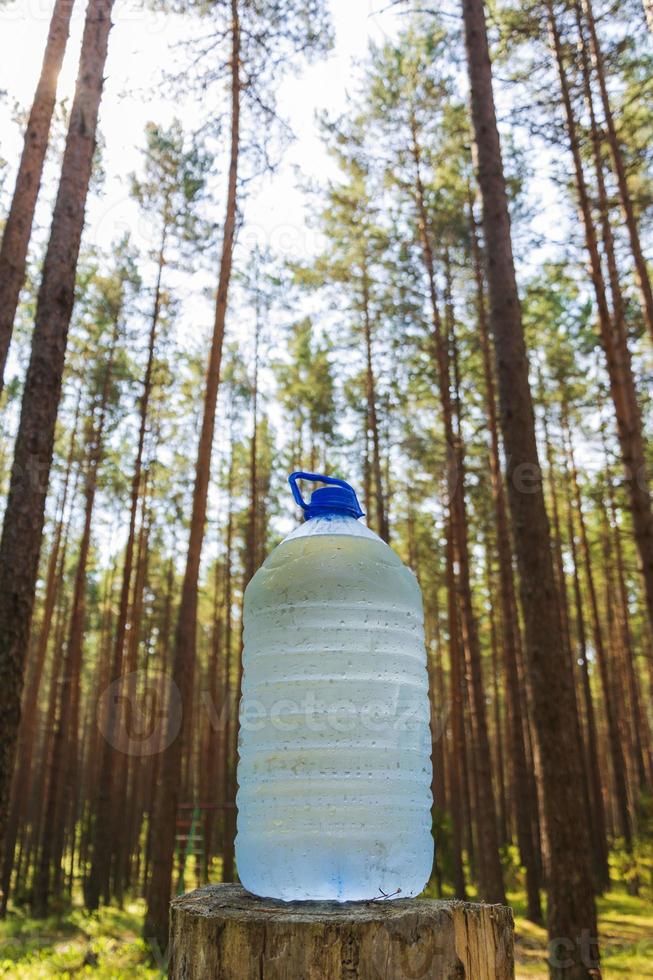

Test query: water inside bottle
[235,518,434,902]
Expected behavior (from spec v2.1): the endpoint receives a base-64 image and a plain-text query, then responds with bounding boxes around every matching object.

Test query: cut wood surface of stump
[168,883,514,979]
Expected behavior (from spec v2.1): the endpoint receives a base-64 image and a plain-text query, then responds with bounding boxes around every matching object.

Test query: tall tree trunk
[0,395,80,914]
[223,291,260,880]
[539,401,597,871]
[446,279,506,905]
[445,519,467,901]
[610,521,653,791]
[144,1,240,953]
[566,429,632,852]
[0,0,76,390]
[597,496,640,817]
[81,561,116,853]
[27,563,72,882]
[86,226,164,910]
[203,556,223,879]
[560,424,610,892]
[113,510,151,903]
[32,318,118,916]
[470,200,542,922]
[413,505,447,821]
[573,12,653,753]
[578,0,653,344]
[143,552,176,895]
[0,0,115,857]
[410,124,504,904]
[220,436,235,882]
[461,0,598,971]
[547,0,653,638]
[540,408,576,685]
[361,260,389,542]
[600,427,653,791]
[487,557,508,847]
[423,589,446,895]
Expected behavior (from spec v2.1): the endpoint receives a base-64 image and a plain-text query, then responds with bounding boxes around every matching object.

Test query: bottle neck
[286,513,379,543]
[304,506,362,521]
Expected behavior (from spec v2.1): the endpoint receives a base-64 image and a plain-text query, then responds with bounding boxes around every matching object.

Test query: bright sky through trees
[1,1,402,289]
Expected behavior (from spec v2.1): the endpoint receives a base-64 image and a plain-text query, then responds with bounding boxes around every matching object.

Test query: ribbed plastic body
[235,514,434,902]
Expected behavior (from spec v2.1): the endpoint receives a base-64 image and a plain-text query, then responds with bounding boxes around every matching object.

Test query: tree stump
[169,883,514,979]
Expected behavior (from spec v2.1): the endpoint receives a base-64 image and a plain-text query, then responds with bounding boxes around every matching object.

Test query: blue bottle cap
[288,471,365,521]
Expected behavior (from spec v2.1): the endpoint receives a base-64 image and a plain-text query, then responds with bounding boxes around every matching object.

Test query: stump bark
[169,883,514,979]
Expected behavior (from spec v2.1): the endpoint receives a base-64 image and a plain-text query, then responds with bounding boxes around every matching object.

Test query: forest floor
[0,901,159,978]
[0,888,651,977]
[511,888,653,978]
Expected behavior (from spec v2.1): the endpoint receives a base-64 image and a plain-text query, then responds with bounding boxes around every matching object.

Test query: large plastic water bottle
[235,472,433,901]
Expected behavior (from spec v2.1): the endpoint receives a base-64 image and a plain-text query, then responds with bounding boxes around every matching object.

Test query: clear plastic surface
[235,514,434,901]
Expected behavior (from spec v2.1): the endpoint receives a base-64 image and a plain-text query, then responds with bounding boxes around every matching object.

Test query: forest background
[0,0,653,977]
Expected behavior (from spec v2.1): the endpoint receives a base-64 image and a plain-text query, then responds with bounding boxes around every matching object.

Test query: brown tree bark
[409,121,504,905]
[32,314,118,916]
[0,0,76,390]
[144,0,240,953]
[0,394,80,914]
[223,291,261,880]
[219,430,236,883]
[143,552,176,895]
[170,884,515,980]
[445,519,467,901]
[487,558,508,847]
[574,7,653,794]
[539,401,598,873]
[361,259,389,542]
[611,525,653,791]
[599,430,653,791]
[566,430,632,852]
[461,0,598,971]
[597,498,640,819]
[86,225,164,910]
[0,0,115,858]
[113,509,151,903]
[470,201,542,922]
[202,556,223,879]
[23,551,73,897]
[422,576,446,896]
[578,0,653,345]
[433,610,448,815]
[547,0,653,638]
[81,560,116,850]
[540,408,576,683]
[446,282,506,905]
[560,425,610,892]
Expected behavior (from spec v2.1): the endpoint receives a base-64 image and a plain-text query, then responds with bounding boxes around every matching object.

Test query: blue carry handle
[288,471,365,520]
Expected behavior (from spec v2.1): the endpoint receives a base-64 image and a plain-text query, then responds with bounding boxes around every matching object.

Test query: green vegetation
[514,890,653,979]
[0,901,160,978]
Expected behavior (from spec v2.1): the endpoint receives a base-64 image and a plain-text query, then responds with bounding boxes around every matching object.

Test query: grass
[1,885,651,977]
[0,901,162,978]
[513,888,653,979]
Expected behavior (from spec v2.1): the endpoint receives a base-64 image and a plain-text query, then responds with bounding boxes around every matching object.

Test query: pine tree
[144,0,331,951]
[0,0,76,390]
[86,119,211,911]
[0,0,116,859]
[32,249,136,915]
[545,0,653,640]
[274,318,336,472]
[461,0,598,970]
[295,126,392,539]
